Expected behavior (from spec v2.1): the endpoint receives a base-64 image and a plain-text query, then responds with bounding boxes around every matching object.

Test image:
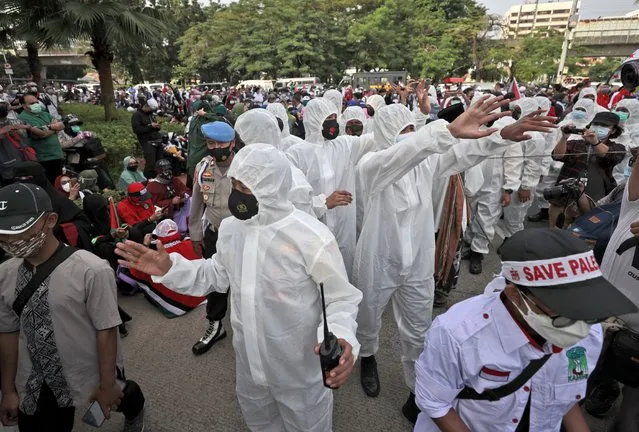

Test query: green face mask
[71,125,81,133]
[615,111,630,123]
[29,103,42,114]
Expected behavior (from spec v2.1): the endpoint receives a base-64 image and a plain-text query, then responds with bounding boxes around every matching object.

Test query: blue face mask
[572,110,586,121]
[591,125,611,141]
[625,165,632,180]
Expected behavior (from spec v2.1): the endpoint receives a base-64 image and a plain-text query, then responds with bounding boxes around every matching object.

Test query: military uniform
[189,155,233,323]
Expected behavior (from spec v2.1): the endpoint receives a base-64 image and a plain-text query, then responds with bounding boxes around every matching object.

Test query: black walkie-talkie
[319,283,342,389]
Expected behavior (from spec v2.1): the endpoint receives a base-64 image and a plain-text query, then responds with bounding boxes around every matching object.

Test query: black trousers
[203,227,229,322]
[139,140,164,180]
[39,159,63,185]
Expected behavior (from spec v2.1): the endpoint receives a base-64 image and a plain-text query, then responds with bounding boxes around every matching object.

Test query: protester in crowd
[185,100,221,186]
[597,83,611,110]
[343,106,366,137]
[413,228,636,432]
[18,94,66,184]
[117,182,166,242]
[115,144,361,432]
[354,94,556,422]
[146,159,188,218]
[550,112,626,227]
[266,102,304,152]
[611,98,639,184]
[187,121,236,355]
[0,183,146,432]
[119,156,146,192]
[131,97,163,179]
[587,138,639,430]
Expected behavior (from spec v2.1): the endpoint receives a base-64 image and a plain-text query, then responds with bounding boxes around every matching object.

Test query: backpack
[567,202,622,263]
[0,131,37,180]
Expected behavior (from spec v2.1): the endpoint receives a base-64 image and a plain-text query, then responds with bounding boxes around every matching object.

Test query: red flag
[109,197,121,233]
[507,77,521,100]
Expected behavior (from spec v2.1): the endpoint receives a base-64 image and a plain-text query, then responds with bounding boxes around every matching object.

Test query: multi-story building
[504,0,581,38]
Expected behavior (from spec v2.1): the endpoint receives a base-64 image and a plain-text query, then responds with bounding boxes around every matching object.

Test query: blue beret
[201,121,235,142]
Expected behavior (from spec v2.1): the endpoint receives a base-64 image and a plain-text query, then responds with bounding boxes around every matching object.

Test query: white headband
[501,251,601,287]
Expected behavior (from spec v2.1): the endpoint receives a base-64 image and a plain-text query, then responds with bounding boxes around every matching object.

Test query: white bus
[275,77,321,89]
[238,79,275,91]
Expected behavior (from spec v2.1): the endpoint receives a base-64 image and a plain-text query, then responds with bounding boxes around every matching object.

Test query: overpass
[16,48,88,78]
[569,16,639,57]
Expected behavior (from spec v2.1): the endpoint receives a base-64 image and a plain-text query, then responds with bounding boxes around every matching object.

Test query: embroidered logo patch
[479,366,511,382]
[566,347,589,382]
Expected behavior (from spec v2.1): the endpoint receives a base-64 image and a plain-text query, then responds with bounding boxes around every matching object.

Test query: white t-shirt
[600,183,639,331]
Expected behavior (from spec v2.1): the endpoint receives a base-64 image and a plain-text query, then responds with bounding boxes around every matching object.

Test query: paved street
[1,220,619,432]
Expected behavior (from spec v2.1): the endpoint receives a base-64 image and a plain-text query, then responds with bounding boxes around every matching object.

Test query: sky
[479,0,638,18]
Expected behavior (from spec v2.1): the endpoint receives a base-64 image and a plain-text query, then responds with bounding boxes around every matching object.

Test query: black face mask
[346,124,364,136]
[228,188,259,220]
[127,165,138,172]
[366,105,375,117]
[322,119,340,140]
[512,110,521,121]
[159,170,173,181]
[0,104,8,118]
[276,117,284,132]
[208,146,233,162]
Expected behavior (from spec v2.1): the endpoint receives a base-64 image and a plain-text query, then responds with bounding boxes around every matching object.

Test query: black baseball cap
[437,103,465,123]
[499,228,637,321]
[592,112,620,127]
[0,183,52,235]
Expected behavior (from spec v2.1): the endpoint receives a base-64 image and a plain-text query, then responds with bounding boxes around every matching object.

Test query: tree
[586,58,624,82]
[37,1,168,120]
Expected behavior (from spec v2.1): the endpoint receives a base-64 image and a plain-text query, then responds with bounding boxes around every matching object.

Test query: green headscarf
[187,100,221,176]
[119,156,146,192]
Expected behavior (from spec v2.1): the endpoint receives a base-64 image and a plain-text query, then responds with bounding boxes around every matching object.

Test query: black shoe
[192,320,227,356]
[118,323,129,338]
[497,237,510,257]
[469,251,483,275]
[528,208,549,222]
[434,291,448,308]
[360,355,380,397]
[585,383,620,418]
[402,392,421,424]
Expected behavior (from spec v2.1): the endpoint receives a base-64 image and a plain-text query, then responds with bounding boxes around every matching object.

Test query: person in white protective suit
[266,102,304,152]
[324,89,344,114]
[353,95,557,424]
[579,87,608,113]
[462,101,523,276]
[234,108,318,217]
[529,98,597,223]
[498,97,545,249]
[342,106,367,137]
[363,94,387,134]
[286,98,377,279]
[115,145,362,432]
[611,98,639,184]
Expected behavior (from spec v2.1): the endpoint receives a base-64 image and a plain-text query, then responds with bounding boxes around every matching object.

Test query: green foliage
[586,58,624,82]
[64,103,183,173]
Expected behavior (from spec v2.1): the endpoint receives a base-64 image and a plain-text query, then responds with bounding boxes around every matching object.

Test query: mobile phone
[82,400,106,427]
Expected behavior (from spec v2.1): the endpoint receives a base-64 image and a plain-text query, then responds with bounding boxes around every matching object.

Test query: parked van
[275,77,321,89]
[238,79,274,91]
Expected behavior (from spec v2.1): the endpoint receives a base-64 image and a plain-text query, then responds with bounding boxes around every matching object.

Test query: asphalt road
[1,215,620,432]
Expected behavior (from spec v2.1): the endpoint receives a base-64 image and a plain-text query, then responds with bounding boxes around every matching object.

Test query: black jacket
[131,109,162,143]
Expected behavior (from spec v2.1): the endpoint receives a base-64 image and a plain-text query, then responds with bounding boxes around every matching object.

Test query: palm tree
[38,1,167,120]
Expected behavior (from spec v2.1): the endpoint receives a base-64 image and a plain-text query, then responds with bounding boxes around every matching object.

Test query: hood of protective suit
[372,104,415,151]
[266,103,291,137]
[534,96,552,116]
[303,98,338,144]
[579,87,597,100]
[471,92,500,114]
[366,94,386,112]
[616,98,639,130]
[324,89,343,113]
[514,97,539,118]
[343,106,366,124]
[569,98,596,128]
[235,109,283,150]
[227,143,294,223]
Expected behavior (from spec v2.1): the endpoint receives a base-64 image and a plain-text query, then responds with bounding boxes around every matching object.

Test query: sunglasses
[520,291,602,328]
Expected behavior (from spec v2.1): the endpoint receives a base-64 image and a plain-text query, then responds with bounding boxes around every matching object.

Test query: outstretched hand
[115,240,172,277]
[416,80,431,115]
[500,109,558,142]
[447,95,510,139]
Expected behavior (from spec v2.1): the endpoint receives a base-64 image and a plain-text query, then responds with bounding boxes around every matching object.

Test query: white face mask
[396,131,415,143]
[61,183,71,193]
[513,292,591,348]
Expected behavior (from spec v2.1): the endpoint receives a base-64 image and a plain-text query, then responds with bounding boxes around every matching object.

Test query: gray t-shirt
[0,249,123,413]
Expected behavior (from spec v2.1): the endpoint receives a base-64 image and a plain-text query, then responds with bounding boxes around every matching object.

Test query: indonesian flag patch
[479,366,511,382]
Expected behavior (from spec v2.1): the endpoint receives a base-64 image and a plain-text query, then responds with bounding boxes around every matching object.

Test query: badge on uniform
[203,172,213,178]
[479,366,511,382]
[202,184,210,191]
[203,195,209,201]
[566,347,589,382]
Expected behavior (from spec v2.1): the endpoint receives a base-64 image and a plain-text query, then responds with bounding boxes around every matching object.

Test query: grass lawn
[62,103,185,174]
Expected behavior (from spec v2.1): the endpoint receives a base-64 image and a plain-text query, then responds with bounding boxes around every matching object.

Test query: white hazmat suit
[266,102,304,152]
[354,104,524,390]
[153,144,362,432]
[287,98,375,278]
[612,98,639,184]
[234,109,317,217]
[363,95,387,134]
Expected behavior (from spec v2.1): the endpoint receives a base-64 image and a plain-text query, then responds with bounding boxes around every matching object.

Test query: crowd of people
[0,74,638,432]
